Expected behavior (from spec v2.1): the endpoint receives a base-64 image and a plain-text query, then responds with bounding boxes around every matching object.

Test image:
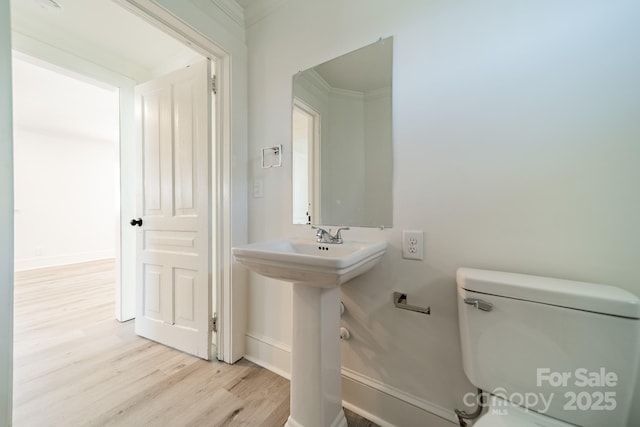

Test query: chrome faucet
[311,226,350,244]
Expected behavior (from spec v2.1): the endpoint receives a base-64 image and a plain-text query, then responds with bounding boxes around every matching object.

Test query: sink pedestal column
[285,284,347,427]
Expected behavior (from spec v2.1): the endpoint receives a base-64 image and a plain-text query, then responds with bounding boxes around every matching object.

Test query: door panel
[134,59,211,360]
[143,265,162,319]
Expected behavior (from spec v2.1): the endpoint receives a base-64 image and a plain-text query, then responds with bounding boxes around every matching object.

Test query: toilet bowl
[456,268,640,427]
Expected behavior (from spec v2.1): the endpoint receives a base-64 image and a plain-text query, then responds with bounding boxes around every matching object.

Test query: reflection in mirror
[292,37,393,228]
[292,100,320,225]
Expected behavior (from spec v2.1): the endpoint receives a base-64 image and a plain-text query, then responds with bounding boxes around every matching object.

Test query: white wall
[244,0,640,425]
[13,129,117,270]
[324,90,365,225]
[12,58,118,271]
[0,0,13,423]
[363,88,392,226]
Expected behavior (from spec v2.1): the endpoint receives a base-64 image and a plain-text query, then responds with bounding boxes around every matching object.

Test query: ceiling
[8,0,287,140]
[10,0,201,82]
[10,0,205,144]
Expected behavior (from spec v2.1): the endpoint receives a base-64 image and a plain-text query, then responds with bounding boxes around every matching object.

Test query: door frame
[114,0,237,363]
[292,97,321,225]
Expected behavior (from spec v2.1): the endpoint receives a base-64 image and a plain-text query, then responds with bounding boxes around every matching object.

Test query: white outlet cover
[402,230,424,260]
[253,179,264,198]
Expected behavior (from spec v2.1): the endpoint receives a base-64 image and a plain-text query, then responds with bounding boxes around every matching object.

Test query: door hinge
[210,75,217,95]
[209,313,218,332]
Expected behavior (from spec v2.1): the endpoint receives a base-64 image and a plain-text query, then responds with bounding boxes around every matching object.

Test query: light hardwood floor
[13,260,378,427]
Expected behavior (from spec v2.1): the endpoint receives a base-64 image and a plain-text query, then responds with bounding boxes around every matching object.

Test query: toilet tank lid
[456,268,640,319]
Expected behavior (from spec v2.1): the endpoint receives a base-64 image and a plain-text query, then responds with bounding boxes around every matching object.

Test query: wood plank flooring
[13,260,378,427]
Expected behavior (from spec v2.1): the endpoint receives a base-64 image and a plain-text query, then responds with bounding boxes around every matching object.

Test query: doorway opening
[12,54,119,273]
[10,0,221,419]
[292,99,320,225]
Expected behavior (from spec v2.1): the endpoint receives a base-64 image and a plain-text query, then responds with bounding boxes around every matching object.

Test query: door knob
[130,218,143,227]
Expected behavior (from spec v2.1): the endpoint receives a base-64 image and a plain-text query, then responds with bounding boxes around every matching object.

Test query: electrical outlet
[253,179,264,198]
[402,230,424,260]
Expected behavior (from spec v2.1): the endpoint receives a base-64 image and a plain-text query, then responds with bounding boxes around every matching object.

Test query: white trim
[240,0,288,28]
[364,85,392,101]
[115,1,229,59]
[301,69,332,94]
[244,332,291,380]
[291,98,321,225]
[11,29,153,82]
[209,0,245,29]
[329,87,364,100]
[246,331,292,353]
[14,251,115,272]
[11,48,124,92]
[116,84,136,322]
[341,367,459,425]
[341,401,395,427]
[244,335,459,425]
[0,2,14,421]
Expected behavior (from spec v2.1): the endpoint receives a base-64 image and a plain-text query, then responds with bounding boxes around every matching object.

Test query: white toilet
[456,268,640,427]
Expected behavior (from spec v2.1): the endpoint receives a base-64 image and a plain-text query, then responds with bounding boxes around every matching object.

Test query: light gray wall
[324,91,365,225]
[363,88,392,226]
[244,0,640,424]
[0,0,13,423]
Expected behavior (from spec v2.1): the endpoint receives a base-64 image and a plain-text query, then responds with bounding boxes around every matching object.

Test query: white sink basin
[232,238,386,288]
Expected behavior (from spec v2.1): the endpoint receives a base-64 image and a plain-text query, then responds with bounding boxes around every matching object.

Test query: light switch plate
[253,179,264,198]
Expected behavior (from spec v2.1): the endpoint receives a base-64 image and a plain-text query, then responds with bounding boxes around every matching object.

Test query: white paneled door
[133,60,212,360]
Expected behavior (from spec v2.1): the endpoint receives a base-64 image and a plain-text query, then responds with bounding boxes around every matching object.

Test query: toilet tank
[457,268,640,427]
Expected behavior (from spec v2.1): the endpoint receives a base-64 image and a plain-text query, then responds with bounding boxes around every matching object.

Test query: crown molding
[209,0,245,29]
[330,87,364,100]
[364,86,392,101]
[304,69,332,93]
[242,0,288,28]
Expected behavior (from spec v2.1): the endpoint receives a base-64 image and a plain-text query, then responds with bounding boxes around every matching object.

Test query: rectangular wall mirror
[292,37,393,228]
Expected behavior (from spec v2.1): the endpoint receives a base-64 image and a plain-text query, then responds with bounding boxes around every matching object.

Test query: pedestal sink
[233,238,387,427]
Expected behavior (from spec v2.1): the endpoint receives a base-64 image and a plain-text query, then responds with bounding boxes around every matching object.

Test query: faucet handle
[311,226,348,243]
[334,227,350,242]
[311,226,330,242]
[335,227,350,237]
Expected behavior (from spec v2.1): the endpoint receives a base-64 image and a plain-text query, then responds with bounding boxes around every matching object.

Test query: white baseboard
[15,250,115,271]
[244,331,291,380]
[341,367,458,426]
[244,333,458,426]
